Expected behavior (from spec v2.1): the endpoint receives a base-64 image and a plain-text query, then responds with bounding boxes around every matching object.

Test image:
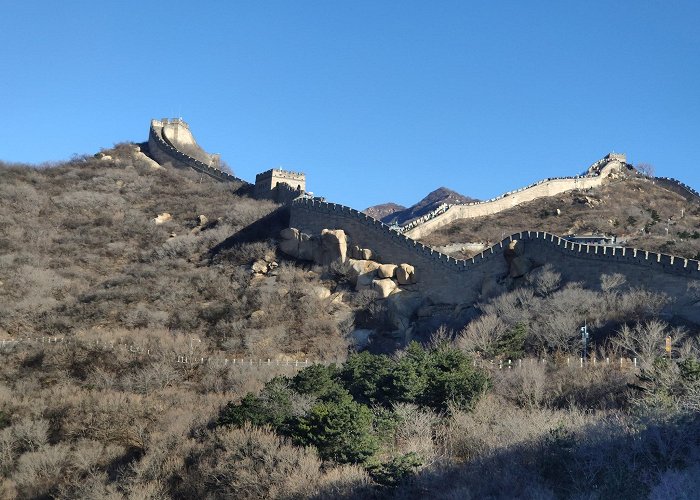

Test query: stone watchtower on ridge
[254,168,307,203]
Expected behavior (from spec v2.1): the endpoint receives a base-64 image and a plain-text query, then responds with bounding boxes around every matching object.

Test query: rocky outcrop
[396,264,416,285]
[378,264,398,279]
[279,227,419,301]
[504,240,533,278]
[279,227,348,266]
[153,213,172,224]
[320,229,348,265]
[372,278,399,298]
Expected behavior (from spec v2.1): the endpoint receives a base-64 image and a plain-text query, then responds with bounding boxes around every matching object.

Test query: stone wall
[148,119,247,184]
[644,176,700,201]
[290,198,700,322]
[404,160,624,239]
[403,158,700,239]
[254,168,307,201]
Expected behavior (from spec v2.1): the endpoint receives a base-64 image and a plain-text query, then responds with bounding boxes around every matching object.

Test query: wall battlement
[254,168,307,202]
[402,155,698,239]
[148,119,247,184]
[292,197,700,276]
[290,197,700,320]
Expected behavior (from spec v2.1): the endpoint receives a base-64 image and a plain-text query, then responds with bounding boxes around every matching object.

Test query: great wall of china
[290,197,700,324]
[145,119,700,324]
[400,156,700,239]
[148,119,247,184]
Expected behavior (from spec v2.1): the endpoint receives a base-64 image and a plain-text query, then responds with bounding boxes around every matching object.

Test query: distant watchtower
[254,169,307,203]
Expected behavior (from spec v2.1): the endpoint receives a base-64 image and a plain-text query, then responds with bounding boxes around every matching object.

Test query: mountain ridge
[364,187,478,225]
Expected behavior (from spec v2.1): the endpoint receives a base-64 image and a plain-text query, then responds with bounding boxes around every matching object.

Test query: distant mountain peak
[364,187,478,225]
[363,202,406,221]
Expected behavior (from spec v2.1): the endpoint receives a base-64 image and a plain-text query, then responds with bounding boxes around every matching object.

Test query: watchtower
[254,169,306,202]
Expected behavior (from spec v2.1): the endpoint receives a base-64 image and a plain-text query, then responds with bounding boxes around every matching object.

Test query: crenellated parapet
[402,154,699,239]
[148,119,248,184]
[254,168,307,202]
[290,197,700,321]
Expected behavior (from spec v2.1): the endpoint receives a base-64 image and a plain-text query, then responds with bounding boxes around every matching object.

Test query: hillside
[0,137,699,498]
[365,187,477,225]
[421,177,700,260]
[0,145,353,360]
[362,202,405,220]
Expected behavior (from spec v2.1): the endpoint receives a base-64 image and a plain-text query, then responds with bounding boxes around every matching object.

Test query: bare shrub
[12,444,72,498]
[544,365,635,411]
[530,264,561,296]
[312,463,372,498]
[612,320,684,368]
[601,272,627,292]
[617,288,669,321]
[9,419,49,454]
[479,287,536,327]
[181,423,324,499]
[636,162,655,177]
[392,403,439,461]
[493,362,547,409]
[649,463,700,500]
[443,394,593,464]
[123,361,181,394]
[456,314,508,357]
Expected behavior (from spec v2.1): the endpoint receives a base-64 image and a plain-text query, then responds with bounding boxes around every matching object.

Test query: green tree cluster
[218,342,488,484]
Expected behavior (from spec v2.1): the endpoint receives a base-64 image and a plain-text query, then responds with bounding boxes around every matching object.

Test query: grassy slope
[421,178,700,259]
[0,145,349,360]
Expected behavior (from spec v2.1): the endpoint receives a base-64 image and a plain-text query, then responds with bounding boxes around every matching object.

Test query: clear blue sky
[2,1,699,209]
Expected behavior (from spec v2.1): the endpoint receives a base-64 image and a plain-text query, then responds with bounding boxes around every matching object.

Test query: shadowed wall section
[290,198,700,323]
[148,119,248,184]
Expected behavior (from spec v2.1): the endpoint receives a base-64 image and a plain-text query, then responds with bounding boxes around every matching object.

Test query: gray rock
[396,263,416,285]
[320,229,347,265]
[377,264,398,279]
[372,278,399,298]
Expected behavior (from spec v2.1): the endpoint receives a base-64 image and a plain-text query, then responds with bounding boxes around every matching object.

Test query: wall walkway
[148,120,248,184]
[290,198,700,322]
[403,161,700,240]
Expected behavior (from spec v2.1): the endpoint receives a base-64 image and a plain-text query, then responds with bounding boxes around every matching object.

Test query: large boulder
[279,228,300,257]
[280,227,299,240]
[509,256,533,278]
[298,232,315,261]
[396,263,416,285]
[385,292,422,331]
[372,278,399,299]
[350,245,363,260]
[347,259,382,286]
[377,264,398,279]
[503,239,532,277]
[320,229,347,265]
[351,329,374,349]
[251,260,269,274]
[153,212,172,224]
[356,272,375,291]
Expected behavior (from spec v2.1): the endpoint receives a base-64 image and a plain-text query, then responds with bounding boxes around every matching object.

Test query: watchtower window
[297,184,301,191]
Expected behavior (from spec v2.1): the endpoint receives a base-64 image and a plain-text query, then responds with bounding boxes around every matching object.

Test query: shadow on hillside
[320,411,699,499]
[207,206,290,259]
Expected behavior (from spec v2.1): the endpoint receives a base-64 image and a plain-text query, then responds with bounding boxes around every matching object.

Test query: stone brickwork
[148,119,247,184]
[254,169,307,203]
[404,157,629,239]
[290,198,700,323]
[403,155,700,239]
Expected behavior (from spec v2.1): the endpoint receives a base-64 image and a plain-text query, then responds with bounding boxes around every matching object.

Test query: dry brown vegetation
[423,178,700,259]
[1,151,699,498]
[0,326,697,498]
[0,148,350,360]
